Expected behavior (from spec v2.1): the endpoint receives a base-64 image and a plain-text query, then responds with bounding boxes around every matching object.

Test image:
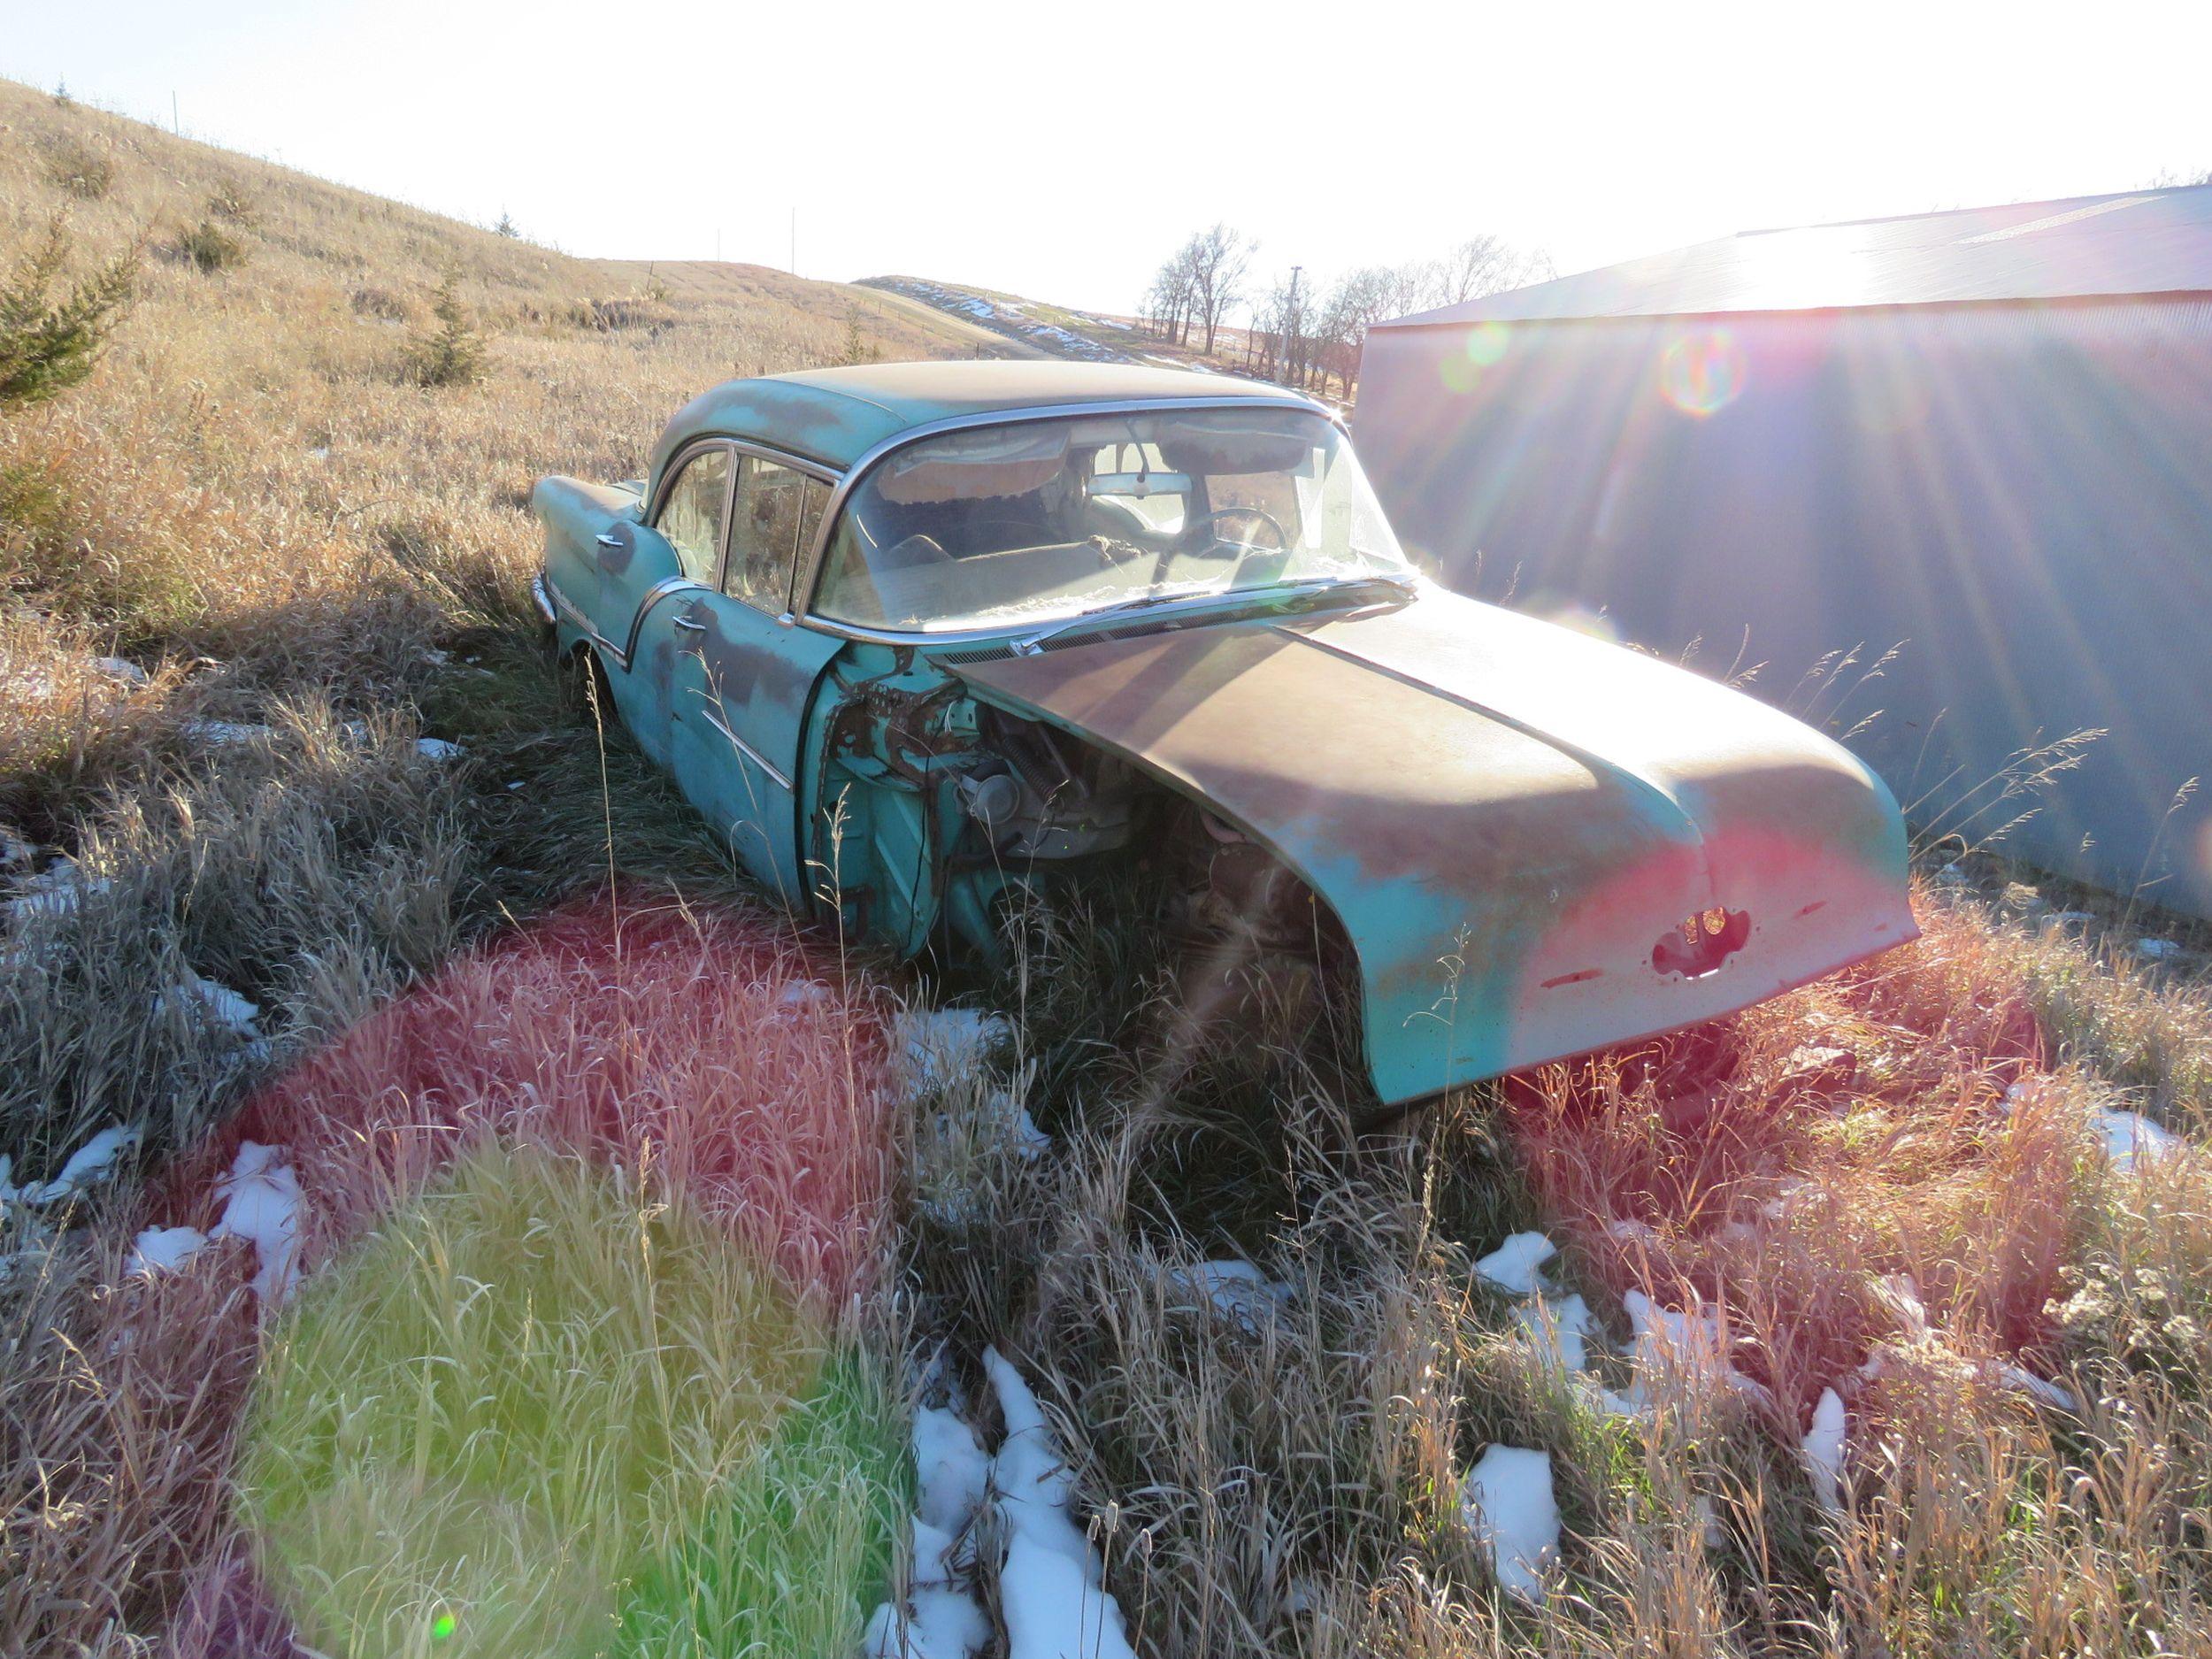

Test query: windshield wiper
[1007,572,1414,657]
[1010,591,1194,656]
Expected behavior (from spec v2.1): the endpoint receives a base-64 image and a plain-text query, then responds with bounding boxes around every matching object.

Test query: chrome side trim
[792,393,1341,629]
[697,701,795,793]
[622,575,709,667]
[543,572,630,670]
[529,574,558,626]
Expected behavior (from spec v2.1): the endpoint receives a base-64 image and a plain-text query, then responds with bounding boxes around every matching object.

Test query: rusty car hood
[956,587,1916,1104]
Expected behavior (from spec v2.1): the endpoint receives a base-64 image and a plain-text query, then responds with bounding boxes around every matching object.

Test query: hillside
[862,273,1256,373]
[5,73,2212,1659]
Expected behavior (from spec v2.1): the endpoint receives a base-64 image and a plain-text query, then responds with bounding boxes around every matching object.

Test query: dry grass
[7,72,2212,1659]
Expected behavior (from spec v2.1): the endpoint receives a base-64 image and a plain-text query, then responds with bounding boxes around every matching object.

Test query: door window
[726,457,832,614]
[654,447,731,583]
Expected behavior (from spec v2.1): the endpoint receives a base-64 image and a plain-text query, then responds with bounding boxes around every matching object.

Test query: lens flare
[1526,599,1619,644]
[1439,322,1512,392]
[1659,328,1747,417]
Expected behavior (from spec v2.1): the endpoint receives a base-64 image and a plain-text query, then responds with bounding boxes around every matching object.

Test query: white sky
[8,0,2209,317]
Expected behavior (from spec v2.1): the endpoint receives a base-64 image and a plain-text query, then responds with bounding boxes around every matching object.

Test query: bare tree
[1141,249,1195,343]
[1184,222,1253,355]
[1436,234,1555,306]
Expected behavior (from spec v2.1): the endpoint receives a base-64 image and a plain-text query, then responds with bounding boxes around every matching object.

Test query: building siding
[1355,299,2212,917]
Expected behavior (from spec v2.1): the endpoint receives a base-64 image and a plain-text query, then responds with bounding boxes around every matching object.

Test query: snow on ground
[6,1123,139,1204]
[4,856,112,923]
[1164,1257,1294,1333]
[1802,1387,1847,1512]
[180,718,274,747]
[414,737,463,762]
[1997,1362,2082,1412]
[126,1225,207,1276]
[90,655,147,687]
[1619,1288,1776,1410]
[211,1140,303,1302]
[867,1348,1138,1658]
[1516,1293,1596,1372]
[1475,1229,1556,1294]
[913,1403,992,1533]
[863,1586,991,1659]
[985,1348,1139,1657]
[153,972,263,1041]
[1461,1445,1560,1601]
[2099,1108,2181,1172]
[895,1009,1015,1097]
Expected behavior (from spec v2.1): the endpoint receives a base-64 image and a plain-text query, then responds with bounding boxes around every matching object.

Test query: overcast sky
[8,1,2208,316]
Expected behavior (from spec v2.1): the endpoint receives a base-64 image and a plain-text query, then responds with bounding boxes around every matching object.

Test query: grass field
[5,75,2212,1659]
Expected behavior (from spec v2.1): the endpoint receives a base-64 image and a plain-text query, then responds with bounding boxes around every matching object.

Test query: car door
[664,452,842,905]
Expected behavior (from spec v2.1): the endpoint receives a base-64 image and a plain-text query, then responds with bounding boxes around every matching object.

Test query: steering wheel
[1188,505,1288,554]
[1156,503,1288,589]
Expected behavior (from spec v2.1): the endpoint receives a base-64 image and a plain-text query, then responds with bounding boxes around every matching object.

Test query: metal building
[1355,185,2212,918]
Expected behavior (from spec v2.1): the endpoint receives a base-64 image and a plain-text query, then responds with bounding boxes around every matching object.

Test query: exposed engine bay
[811,649,1350,1047]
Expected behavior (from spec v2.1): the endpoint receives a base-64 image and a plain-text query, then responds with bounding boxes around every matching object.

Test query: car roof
[649,360,1322,479]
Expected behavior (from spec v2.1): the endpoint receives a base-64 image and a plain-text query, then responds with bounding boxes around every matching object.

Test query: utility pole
[172,91,179,135]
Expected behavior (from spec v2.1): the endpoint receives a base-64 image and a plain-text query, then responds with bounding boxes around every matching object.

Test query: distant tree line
[1140,226,1554,399]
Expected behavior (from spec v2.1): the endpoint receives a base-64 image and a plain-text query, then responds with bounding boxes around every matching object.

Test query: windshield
[810,406,1413,633]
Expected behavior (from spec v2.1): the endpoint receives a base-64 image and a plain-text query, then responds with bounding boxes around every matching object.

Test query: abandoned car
[532,363,1916,1107]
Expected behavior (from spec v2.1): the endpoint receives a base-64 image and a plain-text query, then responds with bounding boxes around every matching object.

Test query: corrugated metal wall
[1355,300,2212,918]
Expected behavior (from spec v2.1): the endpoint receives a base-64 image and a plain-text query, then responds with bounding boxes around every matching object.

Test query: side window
[654,447,730,583]
[726,457,831,614]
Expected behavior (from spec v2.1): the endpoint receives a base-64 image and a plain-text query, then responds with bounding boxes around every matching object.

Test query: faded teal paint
[648,362,1301,487]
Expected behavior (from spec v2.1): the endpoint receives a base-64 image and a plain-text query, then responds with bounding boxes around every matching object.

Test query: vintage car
[532,362,1916,1108]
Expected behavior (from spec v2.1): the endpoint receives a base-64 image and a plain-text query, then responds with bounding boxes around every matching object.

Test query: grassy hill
[862,273,1259,373]
[4,73,2212,1659]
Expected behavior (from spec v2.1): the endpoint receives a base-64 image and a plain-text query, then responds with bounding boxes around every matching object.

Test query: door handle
[672,614,707,633]
[594,531,624,549]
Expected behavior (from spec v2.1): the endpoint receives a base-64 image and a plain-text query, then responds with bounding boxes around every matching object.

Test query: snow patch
[1460,1445,1559,1602]
[1164,1257,1294,1333]
[91,656,148,687]
[211,1141,303,1302]
[2135,937,2185,963]
[14,1123,139,1204]
[864,1585,991,1658]
[5,856,111,923]
[1996,1362,2081,1413]
[1474,1229,1556,1294]
[414,736,463,762]
[2098,1109,2181,1172]
[154,972,262,1041]
[895,1009,1013,1097]
[127,1225,207,1277]
[1516,1293,1595,1372]
[984,1347,1138,1656]
[1802,1386,1847,1512]
[913,1402,992,1533]
[181,718,274,747]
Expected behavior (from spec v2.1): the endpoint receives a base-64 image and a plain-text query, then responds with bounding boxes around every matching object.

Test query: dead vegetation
[4,72,2212,1659]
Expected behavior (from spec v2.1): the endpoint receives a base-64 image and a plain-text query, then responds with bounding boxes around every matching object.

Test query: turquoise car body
[534,363,1916,1108]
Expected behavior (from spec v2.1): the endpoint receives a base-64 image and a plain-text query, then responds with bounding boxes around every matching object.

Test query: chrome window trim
[648,438,740,588]
[790,393,1346,636]
[647,437,842,570]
